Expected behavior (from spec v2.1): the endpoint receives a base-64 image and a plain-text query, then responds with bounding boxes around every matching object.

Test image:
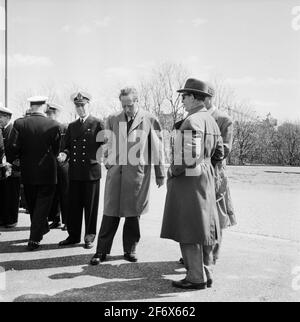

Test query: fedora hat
[177,78,212,97]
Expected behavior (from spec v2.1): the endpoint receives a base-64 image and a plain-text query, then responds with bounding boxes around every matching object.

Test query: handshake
[57,152,68,163]
[0,158,13,179]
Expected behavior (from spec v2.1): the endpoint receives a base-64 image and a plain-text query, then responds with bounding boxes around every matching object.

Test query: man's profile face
[120,94,139,118]
[75,102,89,118]
[181,93,194,112]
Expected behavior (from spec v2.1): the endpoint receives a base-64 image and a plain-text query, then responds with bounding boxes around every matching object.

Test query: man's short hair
[191,92,209,102]
[119,87,139,101]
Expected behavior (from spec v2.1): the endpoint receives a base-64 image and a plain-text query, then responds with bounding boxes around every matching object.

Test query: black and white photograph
[0,0,300,305]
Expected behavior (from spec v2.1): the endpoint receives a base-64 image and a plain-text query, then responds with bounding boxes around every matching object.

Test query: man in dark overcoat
[161,79,224,289]
[7,96,61,250]
[58,92,105,249]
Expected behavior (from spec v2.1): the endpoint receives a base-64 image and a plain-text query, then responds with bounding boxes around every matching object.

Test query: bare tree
[230,102,259,165]
[209,77,235,113]
[138,62,189,125]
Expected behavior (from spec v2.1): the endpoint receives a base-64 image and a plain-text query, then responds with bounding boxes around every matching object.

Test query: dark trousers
[96,215,141,254]
[0,177,21,225]
[67,180,100,243]
[24,184,55,242]
[48,163,69,225]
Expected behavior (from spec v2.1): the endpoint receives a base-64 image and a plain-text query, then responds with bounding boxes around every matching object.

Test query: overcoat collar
[128,108,144,135]
[119,109,145,137]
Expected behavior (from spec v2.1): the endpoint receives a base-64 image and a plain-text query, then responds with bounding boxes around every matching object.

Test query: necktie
[127,117,133,134]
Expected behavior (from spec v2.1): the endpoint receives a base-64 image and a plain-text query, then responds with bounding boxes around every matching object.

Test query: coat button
[82,160,85,163]
[73,146,76,148]
[73,159,76,162]
[82,153,86,155]
[83,146,86,149]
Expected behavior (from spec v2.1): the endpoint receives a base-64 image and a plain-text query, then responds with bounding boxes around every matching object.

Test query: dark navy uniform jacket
[7,112,61,185]
[64,115,105,181]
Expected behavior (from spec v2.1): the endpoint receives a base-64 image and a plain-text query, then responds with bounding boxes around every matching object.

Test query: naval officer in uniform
[46,103,69,231]
[58,92,105,249]
[7,96,61,250]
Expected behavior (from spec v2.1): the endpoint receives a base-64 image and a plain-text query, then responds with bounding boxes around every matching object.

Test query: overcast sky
[0,0,300,121]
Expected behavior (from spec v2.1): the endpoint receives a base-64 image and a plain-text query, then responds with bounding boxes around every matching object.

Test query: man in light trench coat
[161,78,224,289]
[90,87,165,265]
[204,85,237,264]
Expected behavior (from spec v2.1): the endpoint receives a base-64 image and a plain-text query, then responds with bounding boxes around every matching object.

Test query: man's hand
[5,162,12,178]
[156,177,165,188]
[57,152,67,163]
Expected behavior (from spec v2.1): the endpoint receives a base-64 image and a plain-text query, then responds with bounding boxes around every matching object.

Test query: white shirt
[80,114,90,123]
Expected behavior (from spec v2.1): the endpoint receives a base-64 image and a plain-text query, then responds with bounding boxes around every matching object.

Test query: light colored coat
[103,109,165,217]
[161,106,224,245]
[211,108,237,228]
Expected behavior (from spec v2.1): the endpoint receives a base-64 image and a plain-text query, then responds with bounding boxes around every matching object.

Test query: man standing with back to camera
[58,92,105,249]
[7,96,61,250]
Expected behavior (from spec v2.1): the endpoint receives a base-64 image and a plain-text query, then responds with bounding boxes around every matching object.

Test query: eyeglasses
[182,93,191,100]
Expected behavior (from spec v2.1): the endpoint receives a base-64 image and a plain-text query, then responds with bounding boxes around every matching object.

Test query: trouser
[67,180,100,243]
[48,163,69,225]
[96,215,140,254]
[24,184,55,242]
[180,243,214,284]
[0,177,21,225]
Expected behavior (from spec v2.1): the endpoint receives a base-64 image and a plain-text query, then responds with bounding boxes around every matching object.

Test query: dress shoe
[124,253,137,262]
[58,238,80,246]
[49,221,62,229]
[172,279,207,290]
[207,279,213,288]
[85,242,94,249]
[90,253,107,265]
[27,241,40,251]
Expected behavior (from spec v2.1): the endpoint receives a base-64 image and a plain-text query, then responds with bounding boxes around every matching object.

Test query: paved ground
[1,169,300,302]
[1,211,300,302]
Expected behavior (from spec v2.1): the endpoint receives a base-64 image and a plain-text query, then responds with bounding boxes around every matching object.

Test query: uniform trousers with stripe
[96,215,140,255]
[67,180,100,243]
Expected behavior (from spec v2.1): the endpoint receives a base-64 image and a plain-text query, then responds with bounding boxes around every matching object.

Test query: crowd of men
[0,78,236,290]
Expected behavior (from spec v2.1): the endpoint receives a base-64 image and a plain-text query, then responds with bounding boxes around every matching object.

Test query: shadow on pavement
[13,260,188,302]
[0,239,83,254]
